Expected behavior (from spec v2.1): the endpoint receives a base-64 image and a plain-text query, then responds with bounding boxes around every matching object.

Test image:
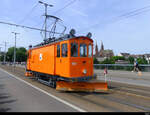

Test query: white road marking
[0,68,86,112]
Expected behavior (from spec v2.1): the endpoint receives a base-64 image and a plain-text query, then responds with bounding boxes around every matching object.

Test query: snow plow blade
[56,81,108,92]
[25,72,33,77]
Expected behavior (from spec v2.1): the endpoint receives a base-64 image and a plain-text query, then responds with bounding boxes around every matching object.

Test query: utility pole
[4,42,8,64]
[0,47,2,63]
[0,47,1,54]
[12,32,20,67]
[39,1,53,41]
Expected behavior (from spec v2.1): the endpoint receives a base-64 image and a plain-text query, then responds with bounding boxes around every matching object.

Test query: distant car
[1,62,6,65]
[9,62,13,65]
[21,62,26,65]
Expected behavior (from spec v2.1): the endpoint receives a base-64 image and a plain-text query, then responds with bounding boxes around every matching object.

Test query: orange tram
[25,29,108,92]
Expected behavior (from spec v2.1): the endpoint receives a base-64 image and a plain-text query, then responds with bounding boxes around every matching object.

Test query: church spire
[95,40,99,56]
[101,40,104,51]
[99,40,104,57]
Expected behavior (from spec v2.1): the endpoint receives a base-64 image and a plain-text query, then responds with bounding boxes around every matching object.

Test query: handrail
[94,64,150,67]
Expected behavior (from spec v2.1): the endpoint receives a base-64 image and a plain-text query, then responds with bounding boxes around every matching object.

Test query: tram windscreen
[80,44,87,57]
[88,44,92,57]
[71,42,78,57]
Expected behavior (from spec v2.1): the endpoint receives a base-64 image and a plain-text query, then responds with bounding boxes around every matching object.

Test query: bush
[93,57,99,64]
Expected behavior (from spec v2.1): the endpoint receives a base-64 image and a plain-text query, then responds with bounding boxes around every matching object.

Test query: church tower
[95,41,99,57]
[99,41,104,57]
[101,41,104,51]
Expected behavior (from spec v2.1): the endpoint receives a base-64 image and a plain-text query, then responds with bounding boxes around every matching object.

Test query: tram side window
[71,42,78,57]
[57,45,60,57]
[88,44,92,57]
[80,44,87,57]
[61,43,68,57]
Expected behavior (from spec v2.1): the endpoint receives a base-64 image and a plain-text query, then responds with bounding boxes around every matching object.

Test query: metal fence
[94,64,150,72]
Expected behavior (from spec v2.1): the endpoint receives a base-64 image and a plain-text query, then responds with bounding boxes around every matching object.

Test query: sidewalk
[94,69,150,87]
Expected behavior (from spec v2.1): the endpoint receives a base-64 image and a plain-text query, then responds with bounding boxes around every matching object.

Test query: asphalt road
[0,68,82,112]
[0,65,150,112]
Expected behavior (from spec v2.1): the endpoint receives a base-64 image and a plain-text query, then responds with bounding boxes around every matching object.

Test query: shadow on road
[0,108,11,112]
[0,84,17,112]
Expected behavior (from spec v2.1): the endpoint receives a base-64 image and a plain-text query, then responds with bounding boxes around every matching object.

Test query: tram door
[56,42,69,77]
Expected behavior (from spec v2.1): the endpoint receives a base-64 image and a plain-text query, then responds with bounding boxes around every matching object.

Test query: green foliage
[4,47,27,62]
[93,57,99,64]
[7,47,15,62]
[100,58,115,64]
[137,57,148,64]
[127,56,135,64]
[0,55,4,61]
[111,56,125,61]
[127,56,148,64]
[96,56,149,65]
[99,56,125,64]
[16,49,27,62]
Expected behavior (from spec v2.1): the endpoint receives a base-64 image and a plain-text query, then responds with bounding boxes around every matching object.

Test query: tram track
[94,93,150,111]
[0,65,150,112]
[69,92,148,112]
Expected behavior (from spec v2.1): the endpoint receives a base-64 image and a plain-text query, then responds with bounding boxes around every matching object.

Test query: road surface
[0,68,83,112]
[0,65,150,112]
[94,69,150,87]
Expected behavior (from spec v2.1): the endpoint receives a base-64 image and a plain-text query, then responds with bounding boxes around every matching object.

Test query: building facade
[94,41,114,58]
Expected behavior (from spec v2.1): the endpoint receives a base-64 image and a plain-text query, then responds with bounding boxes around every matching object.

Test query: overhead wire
[35,0,78,38]
[32,15,43,27]
[39,0,78,38]
[0,21,62,34]
[107,6,150,26]
[57,22,67,35]
[18,2,39,24]
[49,0,78,36]
[52,0,78,15]
[79,4,150,32]
[118,4,150,18]
[119,8,150,19]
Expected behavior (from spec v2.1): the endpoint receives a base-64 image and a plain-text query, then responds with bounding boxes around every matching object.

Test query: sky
[0,0,150,55]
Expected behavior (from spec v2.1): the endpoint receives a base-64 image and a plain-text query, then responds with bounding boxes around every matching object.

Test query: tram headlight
[83,69,87,74]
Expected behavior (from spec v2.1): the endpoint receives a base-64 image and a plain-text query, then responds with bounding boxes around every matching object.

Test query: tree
[112,56,125,61]
[93,57,99,64]
[100,58,115,64]
[6,47,27,62]
[128,56,135,64]
[127,56,148,64]
[16,47,27,62]
[0,55,4,62]
[7,47,15,62]
[137,57,148,64]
